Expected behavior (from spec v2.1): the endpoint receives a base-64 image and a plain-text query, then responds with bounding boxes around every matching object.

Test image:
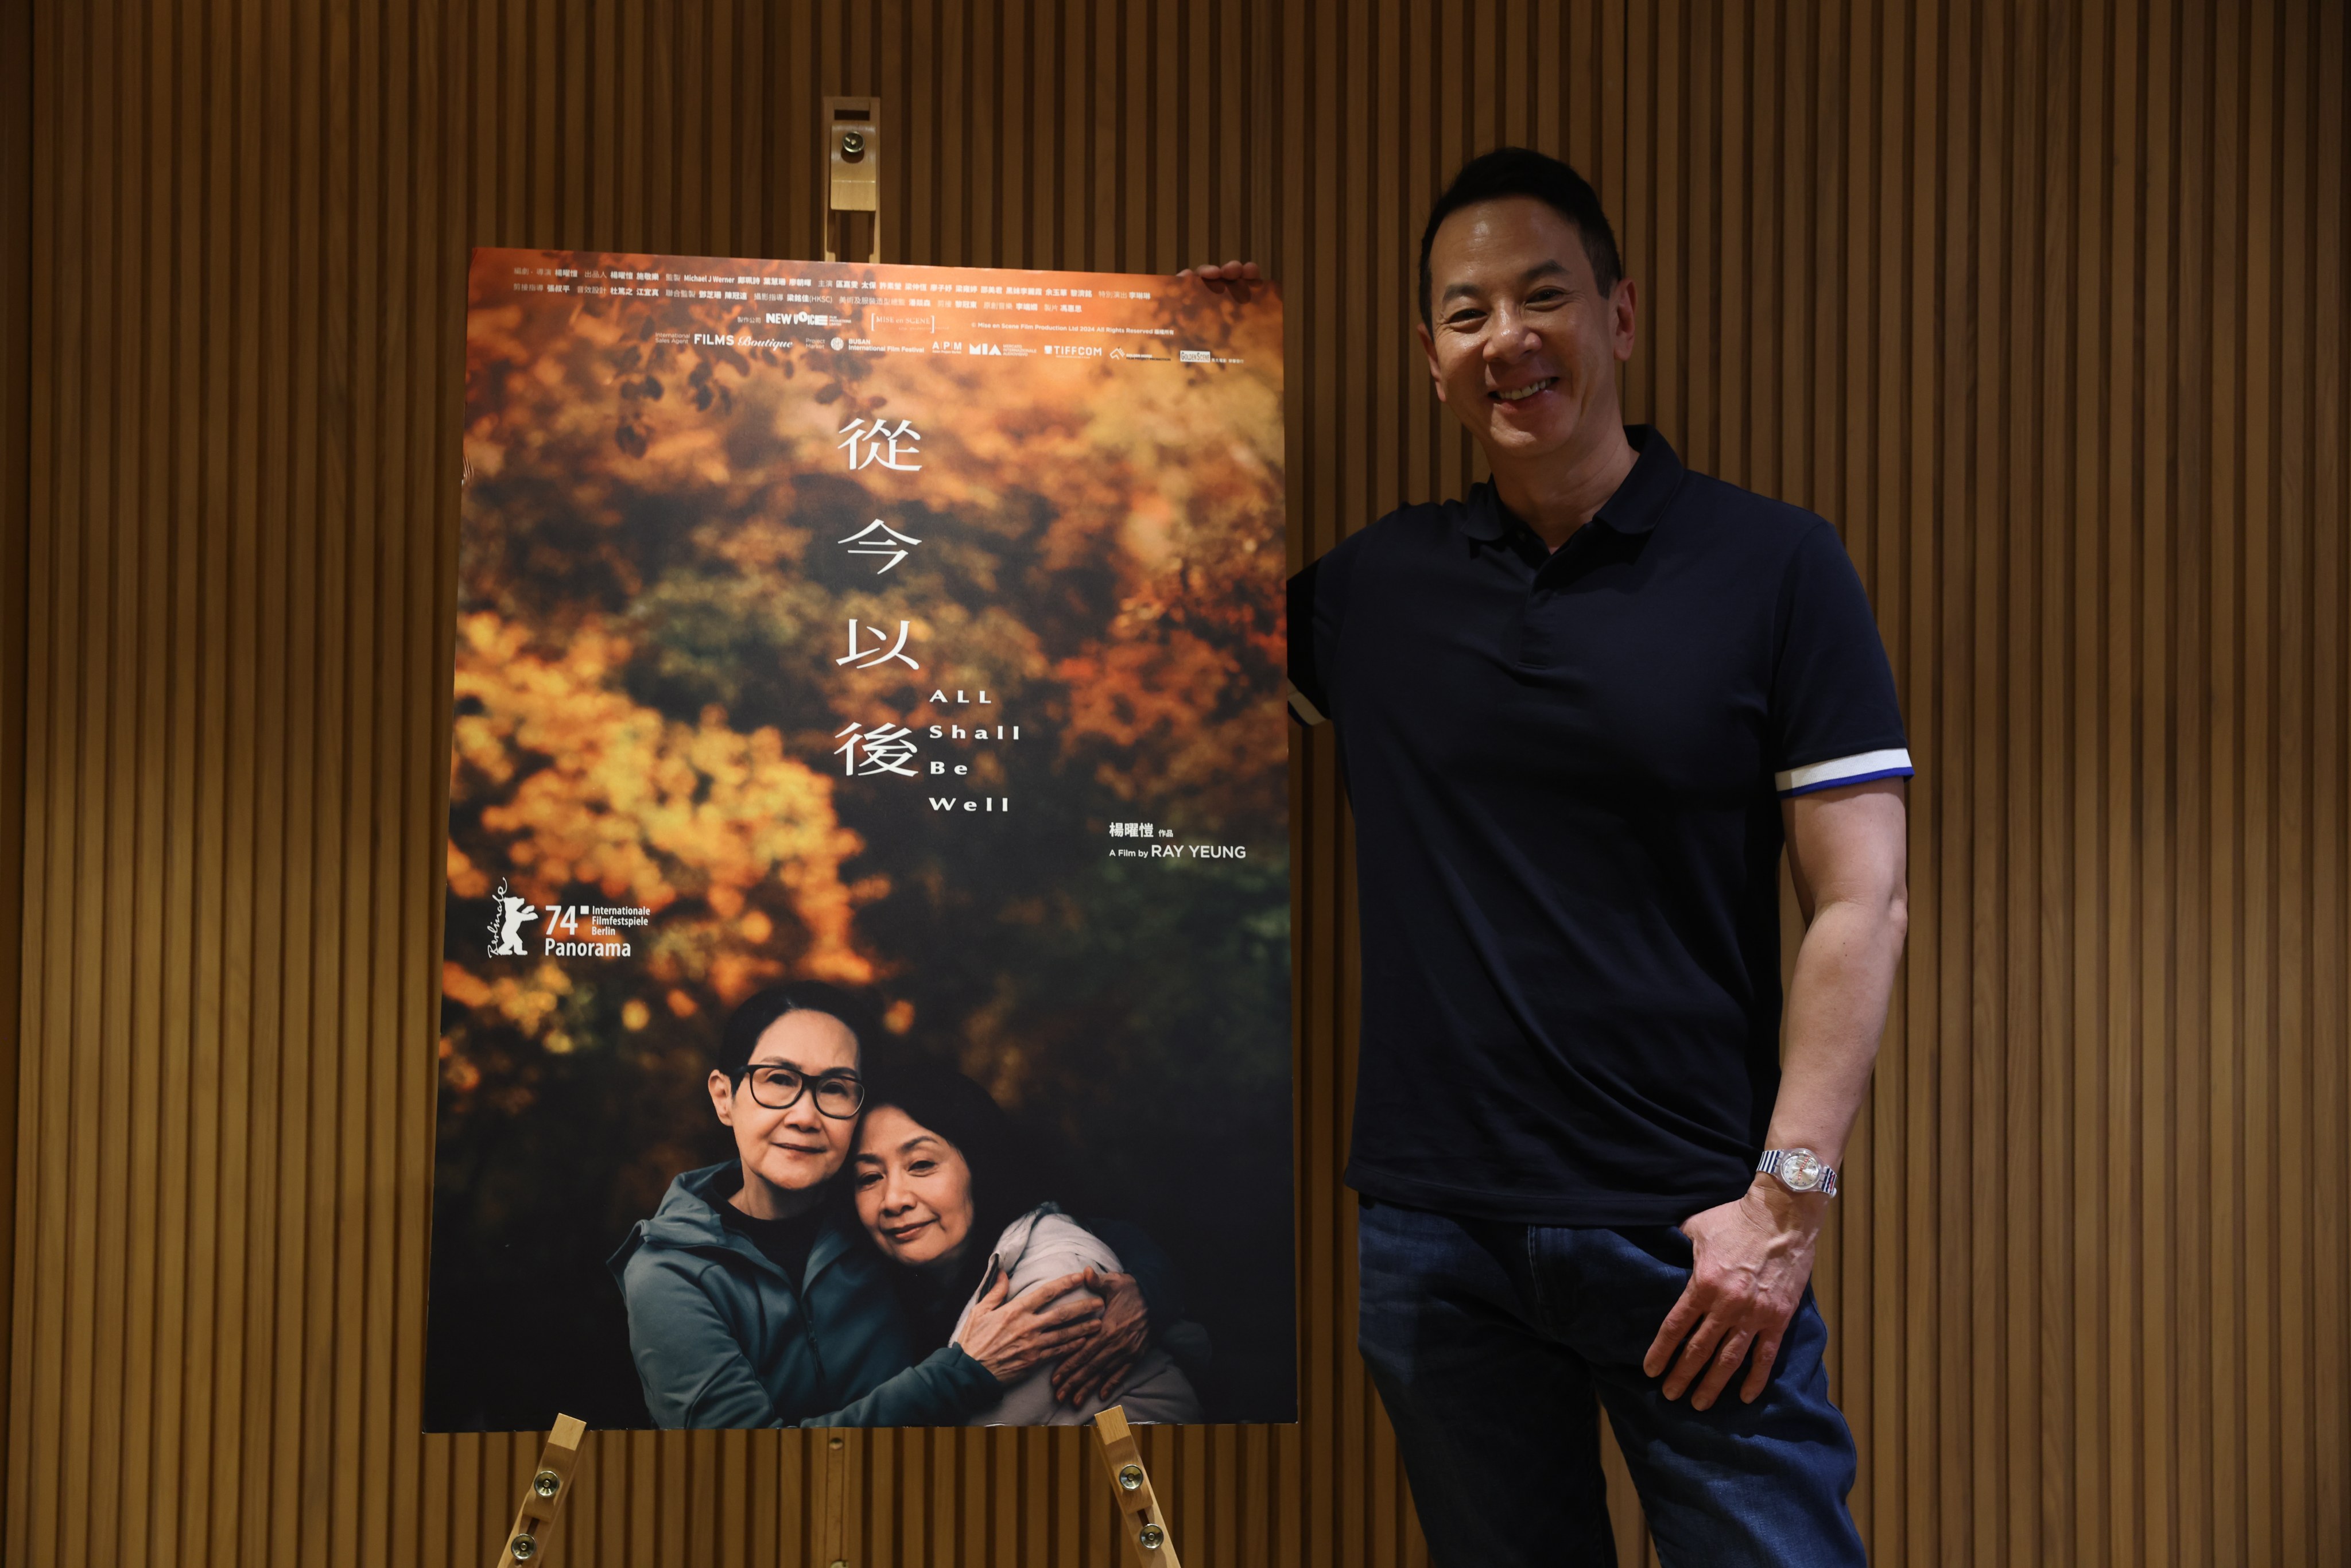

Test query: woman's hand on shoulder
[1050,1268,1149,1407]
[951,1267,1105,1385]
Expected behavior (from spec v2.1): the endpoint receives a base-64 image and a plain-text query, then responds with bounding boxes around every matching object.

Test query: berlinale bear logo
[488,877,538,957]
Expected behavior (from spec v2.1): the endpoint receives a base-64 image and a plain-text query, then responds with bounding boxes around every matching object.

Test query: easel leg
[1092,1405,1182,1568]
[491,1414,587,1567]
[820,1430,850,1567]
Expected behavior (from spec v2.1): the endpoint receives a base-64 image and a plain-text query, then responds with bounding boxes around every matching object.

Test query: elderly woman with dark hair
[850,1055,1204,1426]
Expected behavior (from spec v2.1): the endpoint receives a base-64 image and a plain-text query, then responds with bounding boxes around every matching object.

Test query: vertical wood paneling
[0,0,29,1546]
[7,3,2348,1565]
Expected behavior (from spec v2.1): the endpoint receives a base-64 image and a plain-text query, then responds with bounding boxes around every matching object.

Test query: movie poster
[428,250,1293,1431]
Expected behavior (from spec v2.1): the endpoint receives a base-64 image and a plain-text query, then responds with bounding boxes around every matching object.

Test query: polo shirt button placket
[1519,531,1592,670]
[1519,582,1555,670]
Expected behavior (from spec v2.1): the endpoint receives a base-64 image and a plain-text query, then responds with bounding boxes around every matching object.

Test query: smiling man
[1205,148,1912,1563]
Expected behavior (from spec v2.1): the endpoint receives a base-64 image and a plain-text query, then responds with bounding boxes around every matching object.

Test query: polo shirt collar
[1462,425,1683,541]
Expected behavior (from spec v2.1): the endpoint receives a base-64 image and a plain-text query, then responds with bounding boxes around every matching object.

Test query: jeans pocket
[1640,1222,1697,1270]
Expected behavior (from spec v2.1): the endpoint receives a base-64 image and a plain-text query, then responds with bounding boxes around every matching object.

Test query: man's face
[1418,196,1636,470]
[707,1010,861,1194]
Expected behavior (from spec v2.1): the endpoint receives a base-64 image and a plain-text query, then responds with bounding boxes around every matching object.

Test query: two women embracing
[610,983,1205,1429]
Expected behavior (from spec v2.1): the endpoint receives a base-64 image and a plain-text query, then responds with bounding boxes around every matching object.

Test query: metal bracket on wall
[491,1414,587,1567]
[823,95,882,262]
[1093,1405,1183,1567]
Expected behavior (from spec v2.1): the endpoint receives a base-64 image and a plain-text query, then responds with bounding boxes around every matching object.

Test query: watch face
[1781,1149,1825,1191]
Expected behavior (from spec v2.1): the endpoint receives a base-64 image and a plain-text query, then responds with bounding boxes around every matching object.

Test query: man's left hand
[1050,1267,1149,1407]
[1177,260,1263,299]
[1642,1181,1824,1410]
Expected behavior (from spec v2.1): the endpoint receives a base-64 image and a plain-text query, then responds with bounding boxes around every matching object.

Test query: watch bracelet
[1756,1147,1839,1197]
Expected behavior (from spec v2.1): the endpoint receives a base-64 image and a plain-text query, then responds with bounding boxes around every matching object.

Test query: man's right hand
[1178,260,1263,297]
[951,1268,1106,1384]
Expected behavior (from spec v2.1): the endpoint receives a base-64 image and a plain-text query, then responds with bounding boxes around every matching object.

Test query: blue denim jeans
[1356,1199,1866,1567]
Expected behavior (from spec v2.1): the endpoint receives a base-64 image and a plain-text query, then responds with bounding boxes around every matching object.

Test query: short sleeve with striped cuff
[1766,517,1914,797]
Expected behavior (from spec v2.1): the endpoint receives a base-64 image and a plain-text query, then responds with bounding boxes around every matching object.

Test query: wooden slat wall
[5,1,2345,1564]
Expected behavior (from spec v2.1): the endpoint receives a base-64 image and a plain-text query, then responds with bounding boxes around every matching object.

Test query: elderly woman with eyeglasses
[611,982,1154,1429]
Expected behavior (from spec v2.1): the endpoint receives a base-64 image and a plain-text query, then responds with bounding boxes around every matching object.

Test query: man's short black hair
[1418,147,1623,328]
[716,981,886,1084]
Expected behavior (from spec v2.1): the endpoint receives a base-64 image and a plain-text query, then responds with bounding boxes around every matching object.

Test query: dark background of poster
[422,851,1294,1431]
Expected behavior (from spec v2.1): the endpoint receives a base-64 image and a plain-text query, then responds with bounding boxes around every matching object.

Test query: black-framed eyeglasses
[740,1063,867,1119]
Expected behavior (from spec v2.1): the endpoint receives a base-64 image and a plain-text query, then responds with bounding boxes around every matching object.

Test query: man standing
[1192,146,1910,1563]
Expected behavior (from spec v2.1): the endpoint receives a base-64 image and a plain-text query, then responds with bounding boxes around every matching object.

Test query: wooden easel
[490,1414,587,1566]
[1092,1405,1181,1566]
[812,83,1167,1567]
[814,88,874,1556]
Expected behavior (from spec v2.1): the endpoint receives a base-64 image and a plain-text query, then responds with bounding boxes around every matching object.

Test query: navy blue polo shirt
[1289,427,1910,1225]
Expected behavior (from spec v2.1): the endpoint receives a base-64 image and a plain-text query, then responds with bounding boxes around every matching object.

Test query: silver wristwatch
[1756,1147,1839,1197]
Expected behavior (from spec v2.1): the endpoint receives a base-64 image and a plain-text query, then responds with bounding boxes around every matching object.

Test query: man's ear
[1610,278,1638,363]
[708,1069,738,1128]
[1415,321,1449,405]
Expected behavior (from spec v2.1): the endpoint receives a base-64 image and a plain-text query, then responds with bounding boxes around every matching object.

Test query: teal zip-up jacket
[610,1161,1001,1429]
